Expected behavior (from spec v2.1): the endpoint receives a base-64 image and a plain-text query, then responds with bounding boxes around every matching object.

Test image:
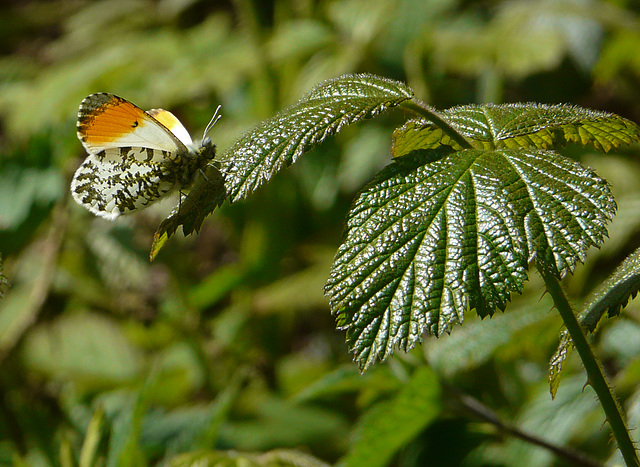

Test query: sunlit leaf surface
[220,73,414,202]
[153,74,414,250]
[392,103,640,156]
[326,147,615,370]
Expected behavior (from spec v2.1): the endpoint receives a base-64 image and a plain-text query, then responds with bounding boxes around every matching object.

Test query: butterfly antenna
[203,105,222,140]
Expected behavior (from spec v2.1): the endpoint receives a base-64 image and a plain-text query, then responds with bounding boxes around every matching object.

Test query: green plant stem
[400,99,474,150]
[541,269,639,466]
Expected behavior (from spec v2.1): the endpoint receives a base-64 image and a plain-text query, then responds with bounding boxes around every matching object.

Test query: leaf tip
[150,230,169,261]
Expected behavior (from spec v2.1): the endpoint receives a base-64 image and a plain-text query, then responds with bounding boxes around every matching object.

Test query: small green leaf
[549,329,572,399]
[221,73,414,202]
[549,246,640,396]
[326,148,614,370]
[149,231,169,262]
[151,163,226,259]
[293,365,362,403]
[392,103,640,157]
[580,247,640,330]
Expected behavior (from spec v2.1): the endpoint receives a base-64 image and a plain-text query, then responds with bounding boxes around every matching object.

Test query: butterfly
[71,93,221,220]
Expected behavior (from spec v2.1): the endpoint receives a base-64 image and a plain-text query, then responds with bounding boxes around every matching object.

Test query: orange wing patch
[77,93,186,154]
[77,94,148,147]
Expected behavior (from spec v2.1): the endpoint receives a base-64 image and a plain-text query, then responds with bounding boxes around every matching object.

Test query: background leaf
[21,312,142,387]
[339,366,441,467]
[167,448,331,467]
[426,291,556,379]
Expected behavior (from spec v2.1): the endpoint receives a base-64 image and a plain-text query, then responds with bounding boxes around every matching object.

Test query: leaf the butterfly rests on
[152,73,414,249]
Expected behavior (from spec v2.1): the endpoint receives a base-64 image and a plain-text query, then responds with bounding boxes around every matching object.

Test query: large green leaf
[325,147,615,370]
[392,103,640,156]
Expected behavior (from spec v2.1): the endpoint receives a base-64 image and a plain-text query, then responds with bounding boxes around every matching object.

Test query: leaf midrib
[332,152,481,311]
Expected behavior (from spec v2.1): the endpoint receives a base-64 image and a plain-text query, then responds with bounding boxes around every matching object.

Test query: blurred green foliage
[1,0,640,465]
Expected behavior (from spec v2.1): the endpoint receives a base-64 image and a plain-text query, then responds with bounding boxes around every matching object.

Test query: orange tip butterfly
[71,93,221,220]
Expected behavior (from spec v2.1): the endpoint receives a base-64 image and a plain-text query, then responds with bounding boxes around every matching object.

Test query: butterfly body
[71,93,218,220]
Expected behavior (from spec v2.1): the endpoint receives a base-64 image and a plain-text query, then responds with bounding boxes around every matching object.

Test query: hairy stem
[399,99,474,150]
[541,269,639,466]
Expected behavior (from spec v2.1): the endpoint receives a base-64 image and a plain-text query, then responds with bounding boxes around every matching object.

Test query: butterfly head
[190,105,220,164]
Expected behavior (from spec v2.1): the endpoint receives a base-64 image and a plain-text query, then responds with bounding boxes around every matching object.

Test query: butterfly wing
[147,108,193,147]
[72,93,193,219]
[77,93,188,154]
[71,146,180,219]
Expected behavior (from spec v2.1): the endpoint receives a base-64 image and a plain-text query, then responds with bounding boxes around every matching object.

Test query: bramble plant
[152,73,640,465]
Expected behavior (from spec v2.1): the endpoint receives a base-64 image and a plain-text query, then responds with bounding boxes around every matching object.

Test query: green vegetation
[2,1,640,466]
